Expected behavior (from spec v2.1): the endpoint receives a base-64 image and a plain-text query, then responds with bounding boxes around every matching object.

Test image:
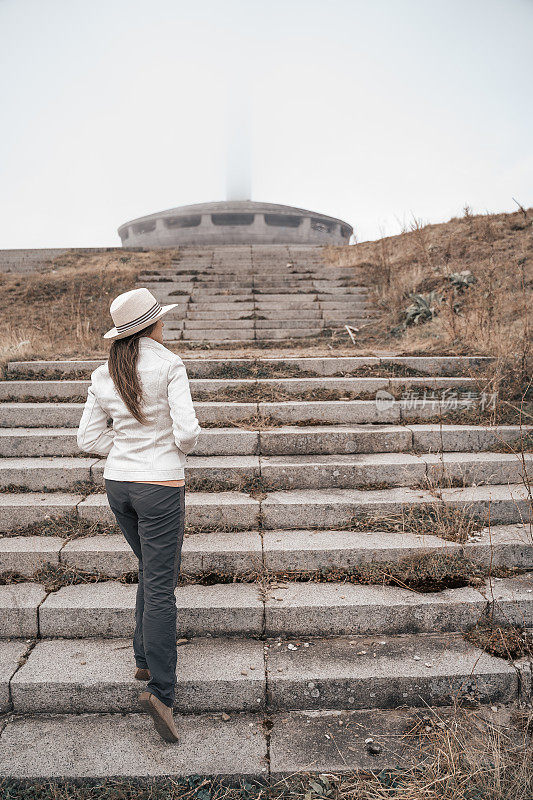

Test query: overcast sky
[1,0,532,248]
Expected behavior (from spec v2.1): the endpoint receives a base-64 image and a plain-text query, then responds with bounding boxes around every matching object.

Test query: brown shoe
[139,691,179,743]
[135,668,150,681]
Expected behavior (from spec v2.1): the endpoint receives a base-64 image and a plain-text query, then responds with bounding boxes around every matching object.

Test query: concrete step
[189,294,254,303]
[0,398,488,427]
[0,424,527,458]
[9,637,265,713]
[258,424,530,455]
[0,398,481,427]
[3,524,529,578]
[2,452,529,491]
[254,301,319,311]
[254,329,323,340]
[4,625,526,717]
[0,491,260,534]
[256,399,478,425]
[186,309,263,320]
[253,309,323,319]
[2,573,529,640]
[0,705,524,779]
[25,582,263,638]
[0,426,260,457]
[188,302,254,312]
[5,374,477,402]
[5,355,493,379]
[260,484,531,529]
[0,530,263,577]
[254,319,325,330]
[261,524,533,571]
[259,452,531,489]
[183,319,255,330]
[264,631,524,711]
[0,484,528,535]
[181,330,256,341]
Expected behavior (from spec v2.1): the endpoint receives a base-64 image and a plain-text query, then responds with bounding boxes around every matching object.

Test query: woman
[77,287,200,743]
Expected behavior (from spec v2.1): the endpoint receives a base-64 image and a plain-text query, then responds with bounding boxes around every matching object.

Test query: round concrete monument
[118,201,353,247]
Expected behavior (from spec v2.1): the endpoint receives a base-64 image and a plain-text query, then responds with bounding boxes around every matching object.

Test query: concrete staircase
[137,244,378,343]
[0,351,532,779]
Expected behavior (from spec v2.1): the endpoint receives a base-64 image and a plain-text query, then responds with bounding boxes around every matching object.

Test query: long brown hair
[108,322,157,424]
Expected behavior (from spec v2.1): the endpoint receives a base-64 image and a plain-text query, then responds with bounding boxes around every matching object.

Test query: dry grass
[342,503,486,543]
[0,249,179,374]
[265,552,517,593]
[0,550,520,594]
[0,516,118,539]
[466,620,533,660]
[326,207,532,358]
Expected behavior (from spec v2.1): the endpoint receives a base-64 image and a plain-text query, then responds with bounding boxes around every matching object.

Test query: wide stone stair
[0,353,531,779]
[137,244,378,343]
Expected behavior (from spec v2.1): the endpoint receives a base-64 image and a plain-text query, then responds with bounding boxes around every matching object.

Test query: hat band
[115,301,162,334]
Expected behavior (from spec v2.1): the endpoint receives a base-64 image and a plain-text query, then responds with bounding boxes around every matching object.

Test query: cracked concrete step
[0,491,259,533]
[1,424,528,458]
[260,484,532,528]
[0,375,479,401]
[0,582,47,636]
[265,632,522,711]
[0,639,29,711]
[0,401,260,427]
[35,582,263,638]
[10,637,266,713]
[0,531,263,577]
[0,426,260,457]
[2,574,530,640]
[95,451,531,491]
[0,710,270,778]
[0,395,486,428]
[5,355,493,379]
[3,629,523,719]
[3,524,530,579]
[4,710,446,781]
[0,484,528,534]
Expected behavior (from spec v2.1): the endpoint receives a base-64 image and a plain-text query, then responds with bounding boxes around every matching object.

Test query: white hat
[103,288,179,340]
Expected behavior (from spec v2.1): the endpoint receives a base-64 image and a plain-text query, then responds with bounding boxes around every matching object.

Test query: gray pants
[105,479,185,707]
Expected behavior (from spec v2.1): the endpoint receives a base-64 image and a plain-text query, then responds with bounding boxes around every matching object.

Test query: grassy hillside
[0,249,179,370]
[327,207,532,360]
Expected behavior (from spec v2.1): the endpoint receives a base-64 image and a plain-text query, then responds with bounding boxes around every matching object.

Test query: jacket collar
[139,336,170,353]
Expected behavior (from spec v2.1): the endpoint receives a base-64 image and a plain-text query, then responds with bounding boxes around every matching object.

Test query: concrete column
[300,217,312,242]
[254,214,268,234]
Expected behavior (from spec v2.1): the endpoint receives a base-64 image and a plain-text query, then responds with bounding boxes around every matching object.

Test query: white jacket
[77,337,200,481]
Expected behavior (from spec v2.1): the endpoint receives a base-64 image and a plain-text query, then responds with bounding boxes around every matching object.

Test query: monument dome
[118,200,352,247]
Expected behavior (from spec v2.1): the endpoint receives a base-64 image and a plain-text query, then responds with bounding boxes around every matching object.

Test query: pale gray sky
[1,0,531,247]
